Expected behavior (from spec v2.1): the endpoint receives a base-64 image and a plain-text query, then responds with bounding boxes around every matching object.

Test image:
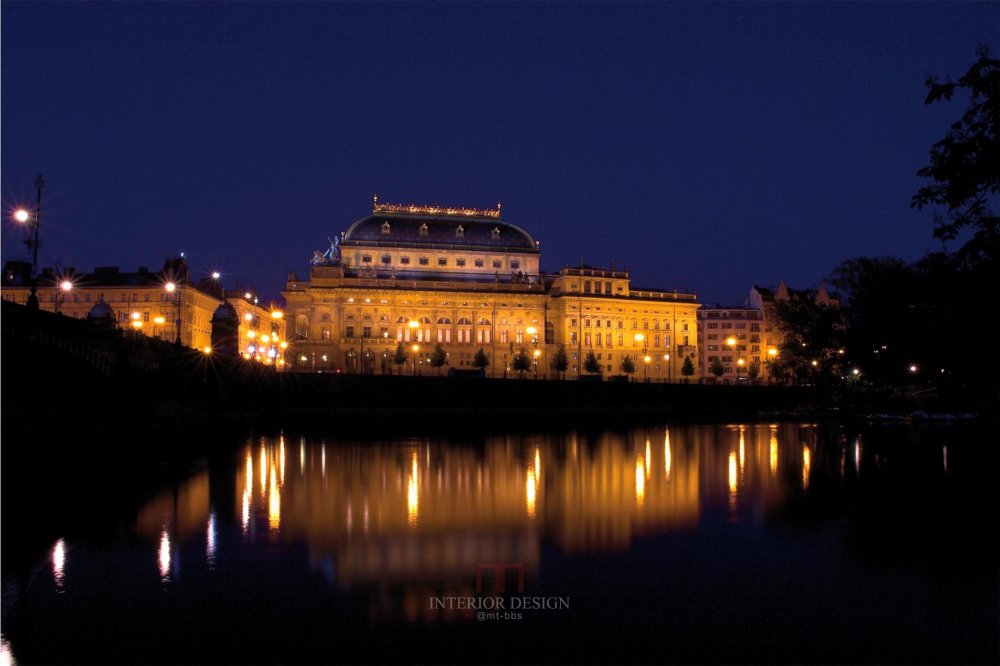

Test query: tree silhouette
[584,351,601,375]
[511,348,531,378]
[430,343,448,374]
[552,345,568,379]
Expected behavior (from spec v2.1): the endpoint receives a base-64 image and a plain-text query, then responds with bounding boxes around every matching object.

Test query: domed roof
[342,203,538,253]
[87,297,115,321]
[212,301,238,321]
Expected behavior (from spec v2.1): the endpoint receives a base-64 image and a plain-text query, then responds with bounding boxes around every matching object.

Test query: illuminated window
[321,328,331,340]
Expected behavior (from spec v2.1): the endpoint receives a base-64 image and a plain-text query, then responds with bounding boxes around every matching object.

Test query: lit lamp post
[55,279,72,314]
[664,353,671,384]
[411,343,420,376]
[527,326,539,379]
[131,311,143,334]
[767,347,778,384]
[726,336,737,384]
[153,316,166,340]
[13,174,44,311]
[165,282,180,345]
[644,354,651,382]
[382,330,389,374]
[634,333,646,382]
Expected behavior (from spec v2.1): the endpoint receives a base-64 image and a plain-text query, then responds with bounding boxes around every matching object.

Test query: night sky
[2,2,997,305]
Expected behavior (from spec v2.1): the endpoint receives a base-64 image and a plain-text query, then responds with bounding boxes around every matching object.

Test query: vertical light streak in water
[158,529,171,583]
[0,636,16,666]
[241,488,250,533]
[407,452,419,525]
[534,448,541,480]
[259,445,268,497]
[245,448,253,492]
[635,457,645,508]
[943,446,948,474]
[279,437,286,486]
[321,445,327,478]
[802,446,812,489]
[363,500,370,534]
[268,465,281,530]
[346,502,353,533]
[52,539,66,591]
[299,441,305,473]
[854,438,862,473]
[526,466,537,518]
[206,512,217,569]
[664,429,672,481]
[740,426,747,475]
[644,439,651,479]
[769,430,779,476]
[728,452,738,496]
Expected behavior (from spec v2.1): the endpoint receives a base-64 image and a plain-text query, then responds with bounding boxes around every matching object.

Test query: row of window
[361,255,521,270]
[569,332,688,347]
[572,318,689,331]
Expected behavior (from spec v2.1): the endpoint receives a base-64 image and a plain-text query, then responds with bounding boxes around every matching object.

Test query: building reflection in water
[129,424,821,619]
[51,539,66,592]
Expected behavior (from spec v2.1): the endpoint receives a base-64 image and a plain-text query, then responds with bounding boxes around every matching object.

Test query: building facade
[283,199,699,379]
[1,257,286,363]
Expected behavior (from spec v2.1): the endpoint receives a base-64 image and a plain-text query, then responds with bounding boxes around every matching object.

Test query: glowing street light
[411,343,420,376]
[13,209,29,223]
[15,175,45,310]
[211,271,221,280]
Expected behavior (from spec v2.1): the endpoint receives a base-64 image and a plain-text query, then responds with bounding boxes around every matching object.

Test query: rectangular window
[363,326,371,338]
[419,257,429,266]
[654,335,660,347]
[735,322,746,329]
[707,323,718,329]
[584,319,591,327]
[345,325,355,338]
[584,333,591,346]
[362,256,372,264]
[510,260,520,269]
[595,319,602,328]
[400,256,411,265]
[617,333,623,346]
[500,330,509,344]
[570,331,578,344]
[492,259,502,269]
[516,331,523,344]
[606,333,612,346]
[457,259,466,267]
[144,293,150,302]
[322,328,331,340]
[381,255,391,265]
[143,312,150,323]
[571,318,578,327]
[475,259,484,268]
[605,282,612,294]
[438,258,447,266]
[583,281,592,293]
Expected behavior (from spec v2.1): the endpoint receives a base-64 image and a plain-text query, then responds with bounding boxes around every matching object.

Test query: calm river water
[2,422,997,664]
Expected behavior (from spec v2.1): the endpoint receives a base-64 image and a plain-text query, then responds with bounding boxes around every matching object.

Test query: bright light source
[60,280,73,291]
[280,341,288,349]
[211,272,221,279]
[644,355,651,363]
[271,310,283,319]
[131,311,141,320]
[244,313,253,321]
[534,350,541,358]
[634,333,644,342]
[737,358,745,366]
[154,316,165,325]
[164,282,176,293]
[408,320,419,329]
[132,320,143,329]
[244,292,252,299]
[247,330,256,339]
[300,355,307,362]
[13,209,30,223]
[811,360,818,367]
[909,365,918,373]
[261,335,270,343]
[726,337,736,346]
[767,348,778,357]
[203,347,212,354]
[852,368,860,375]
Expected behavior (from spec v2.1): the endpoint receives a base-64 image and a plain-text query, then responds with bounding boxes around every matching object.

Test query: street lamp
[164,282,180,345]
[527,326,539,378]
[411,344,420,376]
[55,279,72,314]
[14,174,45,310]
[634,333,646,382]
[153,315,166,340]
[644,354,651,382]
[533,349,541,379]
[726,336,737,383]
[664,353,671,384]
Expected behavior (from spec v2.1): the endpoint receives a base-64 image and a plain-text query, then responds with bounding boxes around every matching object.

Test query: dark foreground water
[2,422,997,664]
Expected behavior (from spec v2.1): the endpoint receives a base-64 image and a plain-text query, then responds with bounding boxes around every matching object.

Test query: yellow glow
[769,433,778,475]
[271,310,283,320]
[158,529,171,582]
[244,313,253,321]
[374,200,501,218]
[268,465,280,529]
[52,538,66,590]
[244,292,252,299]
[739,428,746,471]
[811,360,819,367]
[726,337,737,347]
[664,429,672,480]
[154,316,165,325]
[259,446,267,496]
[261,335,270,343]
[533,349,541,358]
[534,448,541,478]
[60,280,73,292]
[635,457,645,507]
[279,437,286,485]
[247,330,256,339]
[241,488,249,532]
[131,320,143,329]
[737,358,745,366]
[526,467,537,518]
[644,355,651,363]
[13,208,29,223]
[767,347,778,357]
[526,326,537,335]
[407,453,419,525]
[408,320,419,329]
[412,344,419,353]
[728,452,738,495]
[802,446,811,489]
[634,333,644,342]
[131,311,141,320]
[202,346,212,354]
[645,439,651,479]
[165,282,176,293]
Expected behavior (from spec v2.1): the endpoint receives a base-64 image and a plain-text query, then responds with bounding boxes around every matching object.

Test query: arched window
[397,316,408,323]
[295,315,309,340]
[457,317,473,325]
[478,317,491,326]
[420,316,432,324]
[437,316,452,325]
[545,321,554,344]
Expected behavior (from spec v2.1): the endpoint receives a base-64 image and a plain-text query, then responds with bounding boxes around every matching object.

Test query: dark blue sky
[3,2,996,305]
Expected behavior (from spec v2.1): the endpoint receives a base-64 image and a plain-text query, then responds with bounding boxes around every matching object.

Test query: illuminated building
[283,198,699,378]
[1,257,286,361]
[696,305,764,381]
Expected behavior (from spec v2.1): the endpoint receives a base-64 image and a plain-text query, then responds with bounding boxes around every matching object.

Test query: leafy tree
[552,345,568,379]
[472,347,489,371]
[392,342,407,369]
[747,362,760,381]
[511,348,532,378]
[912,48,999,260]
[774,298,846,384]
[430,343,448,374]
[584,351,601,375]
[681,357,695,383]
[620,355,636,377]
[710,358,725,379]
